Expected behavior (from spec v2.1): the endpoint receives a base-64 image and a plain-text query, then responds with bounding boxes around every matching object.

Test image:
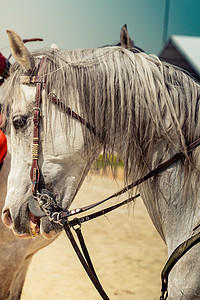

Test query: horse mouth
[3,189,62,238]
[29,213,41,237]
[2,209,41,238]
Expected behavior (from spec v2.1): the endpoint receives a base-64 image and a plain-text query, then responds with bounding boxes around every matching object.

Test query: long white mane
[2,46,200,191]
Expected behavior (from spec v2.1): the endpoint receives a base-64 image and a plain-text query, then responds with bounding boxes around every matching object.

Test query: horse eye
[12,116,27,130]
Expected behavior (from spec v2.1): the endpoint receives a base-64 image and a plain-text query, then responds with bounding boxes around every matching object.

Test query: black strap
[160,231,200,300]
[68,194,140,227]
[62,194,140,299]
[75,227,99,281]
[63,222,110,299]
[61,137,200,220]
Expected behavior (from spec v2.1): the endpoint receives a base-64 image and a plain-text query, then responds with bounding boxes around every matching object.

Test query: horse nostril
[2,209,13,228]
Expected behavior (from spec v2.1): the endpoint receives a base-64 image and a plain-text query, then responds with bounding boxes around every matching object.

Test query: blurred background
[0,0,199,56]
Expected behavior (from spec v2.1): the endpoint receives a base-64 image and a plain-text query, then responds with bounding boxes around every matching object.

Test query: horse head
[1,30,97,239]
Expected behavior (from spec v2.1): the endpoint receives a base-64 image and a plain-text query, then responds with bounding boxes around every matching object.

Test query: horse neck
[140,142,200,254]
[111,128,200,251]
[64,49,200,249]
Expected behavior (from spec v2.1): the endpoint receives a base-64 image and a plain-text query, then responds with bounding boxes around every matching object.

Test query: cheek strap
[30,57,46,194]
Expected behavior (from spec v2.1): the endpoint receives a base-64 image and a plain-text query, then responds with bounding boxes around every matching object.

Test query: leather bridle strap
[48,92,97,136]
[62,194,139,300]
[64,222,110,299]
[160,231,200,300]
[30,57,46,193]
[60,137,200,220]
[68,194,140,227]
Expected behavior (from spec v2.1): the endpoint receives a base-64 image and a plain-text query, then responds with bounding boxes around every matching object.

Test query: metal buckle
[51,212,65,226]
[71,217,82,230]
[32,107,42,116]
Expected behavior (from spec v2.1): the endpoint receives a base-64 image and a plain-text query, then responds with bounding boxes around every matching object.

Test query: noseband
[21,57,200,300]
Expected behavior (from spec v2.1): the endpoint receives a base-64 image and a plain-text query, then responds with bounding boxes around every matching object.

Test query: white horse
[0,26,134,300]
[2,29,200,299]
[0,45,60,299]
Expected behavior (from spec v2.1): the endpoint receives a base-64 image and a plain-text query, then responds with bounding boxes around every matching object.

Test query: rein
[22,58,200,300]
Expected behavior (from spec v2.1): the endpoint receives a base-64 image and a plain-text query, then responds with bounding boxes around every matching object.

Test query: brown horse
[0,153,56,299]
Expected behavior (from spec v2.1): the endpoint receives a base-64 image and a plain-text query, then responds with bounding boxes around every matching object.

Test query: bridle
[20,57,200,300]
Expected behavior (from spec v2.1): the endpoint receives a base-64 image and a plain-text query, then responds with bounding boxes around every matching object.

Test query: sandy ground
[21,172,167,300]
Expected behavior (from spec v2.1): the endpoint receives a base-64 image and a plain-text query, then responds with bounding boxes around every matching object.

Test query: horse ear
[6,29,34,73]
[120,24,134,49]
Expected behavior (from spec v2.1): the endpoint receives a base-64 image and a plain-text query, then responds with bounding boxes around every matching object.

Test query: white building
[159,35,200,82]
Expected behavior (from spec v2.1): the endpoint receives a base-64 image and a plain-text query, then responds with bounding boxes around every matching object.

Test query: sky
[0,0,200,60]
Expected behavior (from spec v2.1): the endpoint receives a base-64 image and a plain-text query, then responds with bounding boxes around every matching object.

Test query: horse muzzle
[2,189,62,238]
